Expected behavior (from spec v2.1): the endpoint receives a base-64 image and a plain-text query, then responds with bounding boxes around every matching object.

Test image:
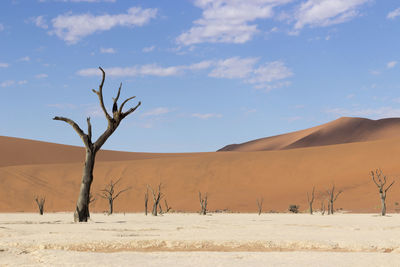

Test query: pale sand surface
[1,213,400,266]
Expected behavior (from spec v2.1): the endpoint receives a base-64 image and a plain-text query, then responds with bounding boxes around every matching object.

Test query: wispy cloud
[18,56,30,62]
[326,106,400,119]
[0,24,4,31]
[32,16,48,29]
[387,61,397,69]
[47,103,77,109]
[40,0,116,2]
[0,62,9,68]
[191,113,222,119]
[294,0,370,30]
[142,45,155,53]
[0,80,27,88]
[387,7,400,20]
[100,47,116,54]
[35,73,48,79]
[48,7,157,44]
[78,57,292,90]
[142,107,171,117]
[177,0,292,45]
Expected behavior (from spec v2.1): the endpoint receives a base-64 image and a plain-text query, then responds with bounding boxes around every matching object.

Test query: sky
[0,0,399,153]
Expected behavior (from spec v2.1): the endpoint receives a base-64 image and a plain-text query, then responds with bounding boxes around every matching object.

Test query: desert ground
[2,212,400,266]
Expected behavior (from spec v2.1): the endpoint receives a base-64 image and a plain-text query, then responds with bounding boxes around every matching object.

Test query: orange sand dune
[218,117,400,151]
[1,135,400,214]
[2,117,400,214]
[0,136,202,167]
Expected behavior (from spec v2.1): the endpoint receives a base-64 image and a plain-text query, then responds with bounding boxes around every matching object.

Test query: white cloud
[0,62,9,68]
[0,80,15,87]
[142,107,171,117]
[0,24,4,31]
[387,61,397,69]
[209,57,258,79]
[47,103,77,109]
[50,7,157,44]
[33,16,48,29]
[248,61,292,84]
[78,64,182,77]
[100,47,116,54]
[142,45,155,53]
[78,57,292,90]
[369,70,380,75]
[387,7,400,20]
[192,113,222,119]
[294,0,370,30]
[177,0,292,45]
[40,0,116,2]
[18,56,30,62]
[35,73,48,79]
[0,80,27,87]
[326,106,400,119]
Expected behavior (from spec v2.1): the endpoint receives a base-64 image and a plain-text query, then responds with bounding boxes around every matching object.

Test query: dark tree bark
[144,188,149,216]
[53,67,141,222]
[164,199,172,213]
[307,186,315,215]
[256,197,263,215]
[35,196,45,215]
[199,191,208,215]
[148,183,162,216]
[99,178,130,215]
[371,169,395,216]
[326,185,342,215]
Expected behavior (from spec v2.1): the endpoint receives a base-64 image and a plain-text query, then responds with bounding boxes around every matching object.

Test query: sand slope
[218,117,400,151]
[2,117,400,213]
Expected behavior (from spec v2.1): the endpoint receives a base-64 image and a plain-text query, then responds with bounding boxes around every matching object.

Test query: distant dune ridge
[1,116,400,213]
[218,117,400,151]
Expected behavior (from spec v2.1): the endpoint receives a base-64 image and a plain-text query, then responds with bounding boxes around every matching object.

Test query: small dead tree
[164,199,172,213]
[35,196,45,215]
[327,185,342,215]
[307,186,315,215]
[199,191,208,215]
[99,178,130,215]
[371,169,395,216]
[320,200,325,215]
[144,188,149,216]
[148,183,163,216]
[256,197,263,215]
[54,67,141,222]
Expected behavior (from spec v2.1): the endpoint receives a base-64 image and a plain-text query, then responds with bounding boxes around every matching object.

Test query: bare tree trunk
[381,194,387,216]
[321,201,325,215]
[144,189,148,216]
[371,169,395,216]
[199,192,208,215]
[108,198,113,215]
[307,186,315,215]
[74,149,95,222]
[256,197,263,215]
[54,67,141,222]
[35,196,45,215]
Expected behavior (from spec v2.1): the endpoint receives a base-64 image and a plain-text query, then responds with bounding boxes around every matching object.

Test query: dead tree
[327,185,342,215]
[320,200,325,215]
[53,67,141,222]
[256,197,263,215]
[148,183,163,216]
[307,186,315,215]
[199,191,208,215]
[35,196,45,215]
[144,188,149,216]
[99,178,130,215]
[164,199,172,213]
[371,169,395,216]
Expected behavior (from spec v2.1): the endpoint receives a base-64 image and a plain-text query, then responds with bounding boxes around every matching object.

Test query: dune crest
[218,117,400,152]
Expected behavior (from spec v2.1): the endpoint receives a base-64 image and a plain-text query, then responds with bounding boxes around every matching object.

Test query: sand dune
[1,117,400,213]
[218,117,400,151]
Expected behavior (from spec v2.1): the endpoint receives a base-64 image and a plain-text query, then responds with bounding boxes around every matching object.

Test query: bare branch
[113,187,131,200]
[118,96,136,114]
[92,67,112,122]
[385,181,395,193]
[87,117,92,141]
[53,116,90,147]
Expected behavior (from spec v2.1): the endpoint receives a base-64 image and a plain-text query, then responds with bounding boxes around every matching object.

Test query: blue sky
[0,0,399,152]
